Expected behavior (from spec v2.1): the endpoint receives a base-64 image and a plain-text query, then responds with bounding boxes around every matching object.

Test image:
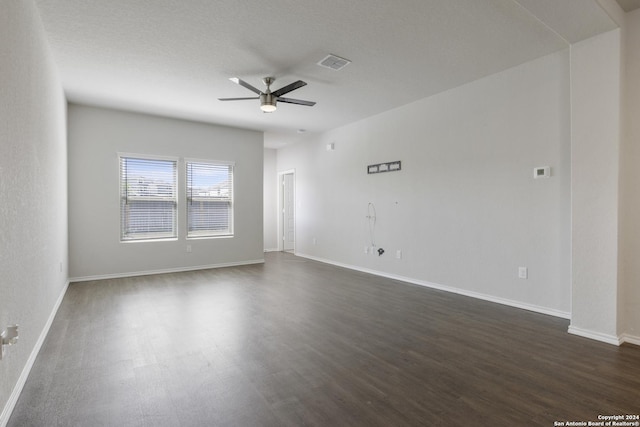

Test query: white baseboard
[0,280,70,427]
[295,252,571,320]
[263,248,280,253]
[619,333,640,347]
[567,325,622,346]
[69,259,265,283]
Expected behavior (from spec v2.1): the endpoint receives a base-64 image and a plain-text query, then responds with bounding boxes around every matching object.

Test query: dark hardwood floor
[9,252,640,426]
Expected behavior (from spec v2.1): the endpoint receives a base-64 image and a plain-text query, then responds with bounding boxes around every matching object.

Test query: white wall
[67,105,264,279]
[621,10,640,340]
[569,29,622,342]
[263,148,279,251]
[277,50,571,317]
[0,0,68,422]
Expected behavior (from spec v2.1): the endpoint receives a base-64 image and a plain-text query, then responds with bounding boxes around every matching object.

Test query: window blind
[120,156,177,241]
[186,161,234,237]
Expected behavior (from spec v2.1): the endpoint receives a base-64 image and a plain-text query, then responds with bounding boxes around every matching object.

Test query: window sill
[186,234,234,241]
[121,237,178,243]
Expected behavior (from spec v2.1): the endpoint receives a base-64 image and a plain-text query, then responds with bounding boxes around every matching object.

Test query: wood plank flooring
[9,252,640,426]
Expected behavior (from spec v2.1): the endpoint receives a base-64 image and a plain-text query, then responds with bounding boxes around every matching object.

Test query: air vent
[317,54,351,71]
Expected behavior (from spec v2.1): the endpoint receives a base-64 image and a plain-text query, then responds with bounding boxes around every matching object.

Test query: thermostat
[533,166,550,179]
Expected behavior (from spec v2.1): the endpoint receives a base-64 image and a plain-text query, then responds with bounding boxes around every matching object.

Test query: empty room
[2,0,640,425]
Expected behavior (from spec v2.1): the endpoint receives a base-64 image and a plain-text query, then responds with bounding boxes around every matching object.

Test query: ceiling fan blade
[272,80,307,97]
[229,77,262,95]
[218,97,260,101]
[277,97,316,106]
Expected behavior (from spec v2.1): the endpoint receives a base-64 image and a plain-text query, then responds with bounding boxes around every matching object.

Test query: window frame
[119,153,179,242]
[185,158,235,239]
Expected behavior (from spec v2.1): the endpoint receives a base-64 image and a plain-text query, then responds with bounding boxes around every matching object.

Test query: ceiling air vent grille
[317,54,351,71]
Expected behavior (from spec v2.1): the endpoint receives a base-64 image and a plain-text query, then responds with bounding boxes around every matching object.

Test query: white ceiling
[33,0,620,148]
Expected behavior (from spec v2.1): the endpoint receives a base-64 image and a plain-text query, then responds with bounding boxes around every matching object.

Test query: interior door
[282,172,295,251]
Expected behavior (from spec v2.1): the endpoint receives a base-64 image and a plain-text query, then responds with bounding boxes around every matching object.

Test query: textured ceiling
[33,0,619,148]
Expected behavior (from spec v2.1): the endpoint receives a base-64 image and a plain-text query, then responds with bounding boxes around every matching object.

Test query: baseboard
[69,259,265,283]
[619,333,640,347]
[296,253,571,320]
[567,325,621,346]
[263,248,280,253]
[0,280,70,427]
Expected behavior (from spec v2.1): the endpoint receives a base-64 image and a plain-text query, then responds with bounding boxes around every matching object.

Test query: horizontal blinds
[187,161,233,237]
[120,156,177,240]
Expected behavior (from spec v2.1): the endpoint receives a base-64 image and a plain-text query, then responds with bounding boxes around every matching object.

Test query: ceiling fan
[218,77,316,113]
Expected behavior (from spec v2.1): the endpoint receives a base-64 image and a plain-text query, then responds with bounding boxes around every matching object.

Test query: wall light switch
[186,245,192,253]
[396,250,402,259]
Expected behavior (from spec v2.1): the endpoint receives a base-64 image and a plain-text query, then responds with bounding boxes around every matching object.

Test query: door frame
[278,169,296,252]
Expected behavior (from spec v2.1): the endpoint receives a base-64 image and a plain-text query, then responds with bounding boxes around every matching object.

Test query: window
[186,160,234,237]
[120,156,177,241]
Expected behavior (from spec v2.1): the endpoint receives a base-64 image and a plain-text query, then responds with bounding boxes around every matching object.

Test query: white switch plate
[518,267,528,279]
[396,250,402,259]
[186,245,192,253]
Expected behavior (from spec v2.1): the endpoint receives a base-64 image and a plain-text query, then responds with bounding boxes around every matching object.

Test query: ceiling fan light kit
[260,93,277,113]
[219,76,315,113]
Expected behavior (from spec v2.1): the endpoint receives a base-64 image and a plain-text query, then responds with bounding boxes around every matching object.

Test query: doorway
[279,170,295,252]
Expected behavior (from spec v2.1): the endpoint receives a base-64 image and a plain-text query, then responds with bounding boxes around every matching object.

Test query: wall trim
[70,259,265,283]
[296,252,571,320]
[263,248,280,253]
[0,280,70,427]
[619,333,640,347]
[567,325,622,346]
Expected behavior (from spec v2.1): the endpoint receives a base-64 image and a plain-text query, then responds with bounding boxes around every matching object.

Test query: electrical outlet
[518,267,528,279]
[1,325,19,360]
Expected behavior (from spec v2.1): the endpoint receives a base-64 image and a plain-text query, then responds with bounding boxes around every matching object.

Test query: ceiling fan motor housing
[260,93,277,112]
